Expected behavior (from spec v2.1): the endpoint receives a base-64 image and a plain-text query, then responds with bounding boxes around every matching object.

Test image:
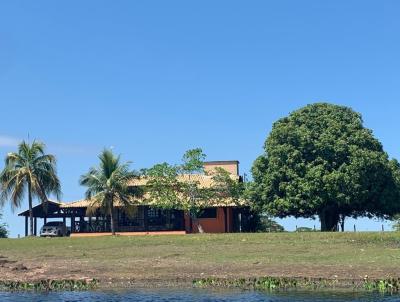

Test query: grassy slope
[0,232,399,284]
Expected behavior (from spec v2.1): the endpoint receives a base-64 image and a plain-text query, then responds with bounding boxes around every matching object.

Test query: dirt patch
[12,264,28,271]
[0,259,17,266]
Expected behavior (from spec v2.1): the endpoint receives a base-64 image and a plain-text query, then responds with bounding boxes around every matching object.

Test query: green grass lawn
[0,232,399,284]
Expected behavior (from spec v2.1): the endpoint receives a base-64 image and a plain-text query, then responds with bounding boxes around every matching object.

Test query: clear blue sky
[0,1,399,237]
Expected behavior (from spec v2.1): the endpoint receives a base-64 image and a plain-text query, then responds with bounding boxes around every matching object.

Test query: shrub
[392,215,400,232]
[296,227,316,232]
[0,213,8,238]
[256,215,285,232]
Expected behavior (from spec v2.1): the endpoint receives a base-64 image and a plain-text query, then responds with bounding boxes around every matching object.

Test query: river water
[0,289,398,302]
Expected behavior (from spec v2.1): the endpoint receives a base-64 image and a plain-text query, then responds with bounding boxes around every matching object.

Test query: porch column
[71,216,75,233]
[224,207,228,233]
[25,216,28,237]
[44,217,47,225]
[63,217,66,225]
[144,206,149,231]
[80,216,84,232]
[34,218,37,236]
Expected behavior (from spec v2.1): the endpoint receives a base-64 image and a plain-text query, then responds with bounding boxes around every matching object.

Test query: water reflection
[0,289,396,302]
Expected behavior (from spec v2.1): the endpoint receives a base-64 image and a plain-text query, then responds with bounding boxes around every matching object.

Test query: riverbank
[0,232,399,290]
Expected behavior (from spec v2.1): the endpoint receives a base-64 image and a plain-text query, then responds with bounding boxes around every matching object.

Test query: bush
[256,216,285,232]
[0,213,8,238]
[392,215,400,232]
[296,227,316,232]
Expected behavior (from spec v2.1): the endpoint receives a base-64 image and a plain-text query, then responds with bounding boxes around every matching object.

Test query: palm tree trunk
[110,196,115,235]
[28,182,34,236]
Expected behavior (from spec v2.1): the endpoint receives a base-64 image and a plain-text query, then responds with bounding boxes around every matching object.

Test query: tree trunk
[319,209,339,232]
[28,182,34,236]
[110,197,115,235]
[193,217,204,233]
[340,215,345,232]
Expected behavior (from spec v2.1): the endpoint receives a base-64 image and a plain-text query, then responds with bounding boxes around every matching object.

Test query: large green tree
[0,141,61,236]
[251,103,400,231]
[80,149,140,235]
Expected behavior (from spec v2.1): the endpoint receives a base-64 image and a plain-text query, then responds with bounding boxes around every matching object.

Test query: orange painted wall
[204,161,239,176]
[184,207,233,233]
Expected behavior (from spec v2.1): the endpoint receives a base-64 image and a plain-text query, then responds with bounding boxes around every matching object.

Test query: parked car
[40,221,69,237]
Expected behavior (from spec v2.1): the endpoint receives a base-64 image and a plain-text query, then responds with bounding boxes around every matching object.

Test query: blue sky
[0,1,399,237]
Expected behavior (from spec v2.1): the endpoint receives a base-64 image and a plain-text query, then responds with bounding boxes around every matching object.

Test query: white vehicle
[40,221,68,237]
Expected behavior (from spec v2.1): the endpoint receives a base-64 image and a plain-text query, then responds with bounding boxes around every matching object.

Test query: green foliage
[0,140,61,236]
[296,227,315,232]
[192,276,298,290]
[145,149,209,217]
[79,149,140,235]
[193,276,400,293]
[145,149,244,220]
[250,103,400,231]
[0,213,8,238]
[143,162,181,209]
[179,149,210,217]
[392,214,400,232]
[0,279,98,291]
[180,148,206,174]
[363,278,400,293]
[255,215,285,232]
[209,167,245,204]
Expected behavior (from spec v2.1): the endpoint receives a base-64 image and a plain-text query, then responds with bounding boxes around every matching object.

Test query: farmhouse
[18,161,252,236]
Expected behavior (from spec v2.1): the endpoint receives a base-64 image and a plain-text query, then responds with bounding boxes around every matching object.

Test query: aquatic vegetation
[0,279,98,291]
[193,277,330,290]
[193,276,400,293]
[363,278,400,293]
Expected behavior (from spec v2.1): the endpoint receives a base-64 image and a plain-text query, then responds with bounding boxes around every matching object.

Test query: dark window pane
[198,208,217,219]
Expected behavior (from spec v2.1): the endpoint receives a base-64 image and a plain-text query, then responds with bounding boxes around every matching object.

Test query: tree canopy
[0,140,61,236]
[392,214,400,232]
[79,149,140,235]
[250,103,400,231]
[145,148,244,232]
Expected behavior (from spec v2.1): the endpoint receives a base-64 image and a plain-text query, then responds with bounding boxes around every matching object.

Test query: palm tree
[0,140,61,236]
[79,149,138,235]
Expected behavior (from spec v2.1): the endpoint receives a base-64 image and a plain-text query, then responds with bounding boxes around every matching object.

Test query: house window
[198,208,217,219]
[148,208,160,218]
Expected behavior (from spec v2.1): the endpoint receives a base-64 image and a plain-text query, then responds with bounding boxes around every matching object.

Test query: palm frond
[10,174,26,210]
[4,152,21,167]
[86,192,106,216]
[0,140,62,211]
[81,149,137,218]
